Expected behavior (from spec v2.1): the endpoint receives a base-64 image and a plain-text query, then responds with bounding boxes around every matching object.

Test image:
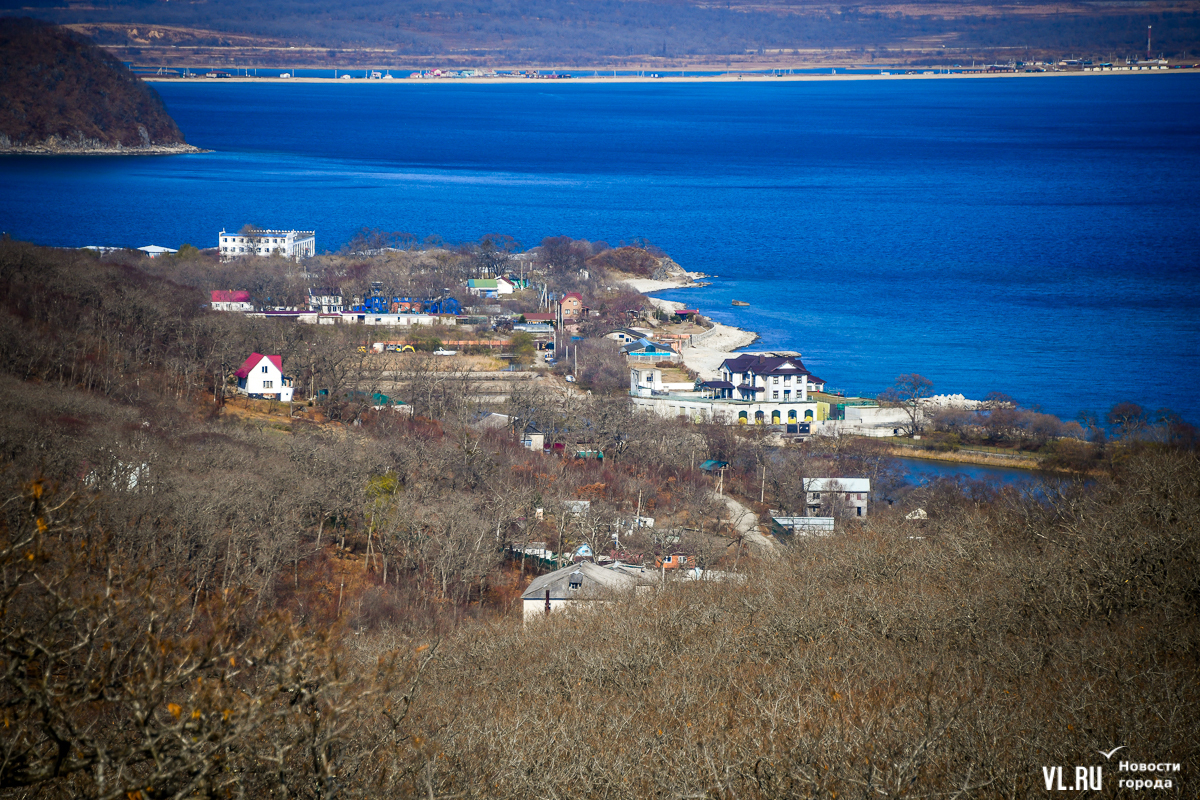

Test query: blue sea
[2,77,1198,422]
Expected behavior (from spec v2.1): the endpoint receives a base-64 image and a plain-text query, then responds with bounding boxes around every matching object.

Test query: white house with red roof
[235,353,294,402]
[211,290,253,312]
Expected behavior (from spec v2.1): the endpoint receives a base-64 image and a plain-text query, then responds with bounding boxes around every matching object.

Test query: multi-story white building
[218,229,315,260]
[629,353,828,426]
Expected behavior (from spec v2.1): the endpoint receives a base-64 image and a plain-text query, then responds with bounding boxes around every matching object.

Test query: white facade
[236,354,294,402]
[308,289,344,313]
[218,229,315,260]
[345,313,435,326]
[630,367,822,425]
[803,478,870,518]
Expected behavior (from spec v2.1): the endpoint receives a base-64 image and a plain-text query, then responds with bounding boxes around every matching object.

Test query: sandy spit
[144,71,1179,86]
[623,275,759,379]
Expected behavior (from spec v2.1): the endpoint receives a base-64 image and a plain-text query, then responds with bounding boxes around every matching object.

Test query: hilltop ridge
[0,17,200,154]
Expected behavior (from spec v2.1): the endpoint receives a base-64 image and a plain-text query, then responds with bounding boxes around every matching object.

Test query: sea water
[1,77,1197,421]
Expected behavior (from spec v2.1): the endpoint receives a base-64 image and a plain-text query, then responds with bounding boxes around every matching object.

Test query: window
[784,375,792,383]
[772,391,779,399]
[773,376,780,384]
[263,380,273,389]
[261,366,269,373]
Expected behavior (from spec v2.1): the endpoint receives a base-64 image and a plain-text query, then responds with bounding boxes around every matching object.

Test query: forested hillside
[0,17,190,151]
[21,0,1200,67]
[0,238,1196,797]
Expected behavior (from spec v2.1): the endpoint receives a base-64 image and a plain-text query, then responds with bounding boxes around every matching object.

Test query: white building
[211,290,254,312]
[803,478,871,518]
[218,229,315,260]
[308,288,344,313]
[629,352,828,426]
[235,352,294,402]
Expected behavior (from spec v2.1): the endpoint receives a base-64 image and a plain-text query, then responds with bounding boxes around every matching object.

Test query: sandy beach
[623,275,759,379]
[143,69,1184,86]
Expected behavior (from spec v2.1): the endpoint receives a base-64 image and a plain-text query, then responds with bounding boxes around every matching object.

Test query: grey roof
[521,561,656,601]
[805,477,871,493]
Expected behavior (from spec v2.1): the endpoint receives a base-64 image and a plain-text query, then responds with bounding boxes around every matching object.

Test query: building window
[772,391,779,399]
[773,376,779,384]
[263,380,273,389]
[261,366,268,373]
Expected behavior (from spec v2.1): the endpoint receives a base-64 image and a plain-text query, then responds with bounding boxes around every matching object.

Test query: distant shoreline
[144,69,1188,85]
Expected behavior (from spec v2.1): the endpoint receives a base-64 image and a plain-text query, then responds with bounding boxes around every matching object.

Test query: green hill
[0,17,196,153]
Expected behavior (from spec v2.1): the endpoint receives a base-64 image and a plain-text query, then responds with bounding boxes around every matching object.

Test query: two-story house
[803,478,871,518]
[558,292,585,320]
[235,353,294,402]
[716,353,826,403]
[308,288,344,313]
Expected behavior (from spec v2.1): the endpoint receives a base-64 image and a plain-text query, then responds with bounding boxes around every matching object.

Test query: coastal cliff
[0,17,201,155]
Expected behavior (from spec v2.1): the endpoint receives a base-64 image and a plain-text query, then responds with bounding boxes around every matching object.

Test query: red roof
[212,290,251,303]
[562,292,583,302]
[235,353,283,379]
[522,313,555,321]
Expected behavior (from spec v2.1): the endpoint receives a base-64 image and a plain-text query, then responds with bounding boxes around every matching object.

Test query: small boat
[731,300,750,307]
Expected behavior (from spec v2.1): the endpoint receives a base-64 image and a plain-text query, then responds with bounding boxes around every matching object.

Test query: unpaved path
[715,493,776,552]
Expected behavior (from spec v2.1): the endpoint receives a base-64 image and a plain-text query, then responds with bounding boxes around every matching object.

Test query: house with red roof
[235,353,294,402]
[211,290,253,312]
[558,292,585,320]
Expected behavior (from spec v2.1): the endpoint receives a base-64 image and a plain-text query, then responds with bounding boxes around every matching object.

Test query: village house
[218,229,315,261]
[235,353,294,402]
[557,292,585,323]
[520,562,657,620]
[466,278,516,297]
[210,290,253,312]
[803,478,871,517]
[621,338,681,362]
[308,288,344,313]
[605,326,655,344]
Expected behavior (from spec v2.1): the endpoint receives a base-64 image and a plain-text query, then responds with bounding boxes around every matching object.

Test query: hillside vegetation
[0,17,190,151]
[27,0,1200,67]
[0,239,1196,797]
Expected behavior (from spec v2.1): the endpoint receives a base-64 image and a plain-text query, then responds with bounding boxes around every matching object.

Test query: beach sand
[144,70,1177,85]
[625,277,759,379]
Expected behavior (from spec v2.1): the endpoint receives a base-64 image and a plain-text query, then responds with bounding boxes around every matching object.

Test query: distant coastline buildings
[218,228,315,261]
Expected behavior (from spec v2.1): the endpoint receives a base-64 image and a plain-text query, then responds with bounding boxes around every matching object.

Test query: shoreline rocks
[0,133,206,155]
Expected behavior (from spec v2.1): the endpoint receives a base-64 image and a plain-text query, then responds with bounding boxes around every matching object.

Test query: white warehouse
[219,229,315,260]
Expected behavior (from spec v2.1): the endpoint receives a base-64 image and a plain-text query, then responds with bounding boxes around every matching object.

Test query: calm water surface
[2,77,1197,421]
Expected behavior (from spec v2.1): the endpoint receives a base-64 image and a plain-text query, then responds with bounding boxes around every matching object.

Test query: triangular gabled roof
[212,290,251,303]
[235,353,283,379]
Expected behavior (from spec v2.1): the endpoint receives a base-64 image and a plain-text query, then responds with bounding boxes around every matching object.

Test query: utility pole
[1148,25,1152,60]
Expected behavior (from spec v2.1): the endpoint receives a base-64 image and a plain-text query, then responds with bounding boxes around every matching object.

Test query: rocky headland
[0,17,200,155]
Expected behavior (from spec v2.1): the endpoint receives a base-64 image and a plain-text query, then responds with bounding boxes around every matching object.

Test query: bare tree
[878,372,934,436]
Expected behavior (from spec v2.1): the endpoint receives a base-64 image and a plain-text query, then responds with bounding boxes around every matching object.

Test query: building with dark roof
[629,353,828,427]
